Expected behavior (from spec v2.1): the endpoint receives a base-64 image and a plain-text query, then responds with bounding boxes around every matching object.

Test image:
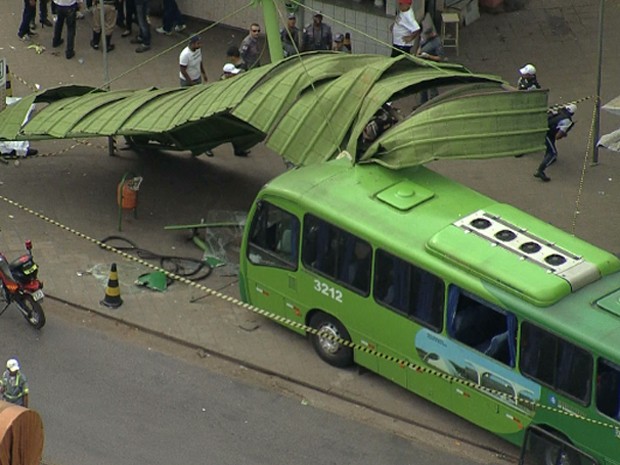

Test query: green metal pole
[258,0,284,63]
[592,0,604,165]
[98,1,117,156]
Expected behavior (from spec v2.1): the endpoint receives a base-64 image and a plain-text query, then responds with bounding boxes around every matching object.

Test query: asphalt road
[0,299,508,465]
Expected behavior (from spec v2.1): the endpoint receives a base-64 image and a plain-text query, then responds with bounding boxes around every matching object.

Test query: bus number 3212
[313,279,343,303]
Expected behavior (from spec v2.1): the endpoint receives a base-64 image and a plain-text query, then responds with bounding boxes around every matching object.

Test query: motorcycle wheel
[14,294,46,329]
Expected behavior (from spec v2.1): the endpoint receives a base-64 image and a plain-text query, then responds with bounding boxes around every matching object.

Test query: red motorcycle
[0,240,46,329]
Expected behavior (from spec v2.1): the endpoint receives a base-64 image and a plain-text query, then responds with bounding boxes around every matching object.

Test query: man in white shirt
[390,0,420,57]
[179,35,207,87]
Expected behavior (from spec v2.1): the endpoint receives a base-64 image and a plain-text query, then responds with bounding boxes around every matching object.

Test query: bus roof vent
[454,210,600,291]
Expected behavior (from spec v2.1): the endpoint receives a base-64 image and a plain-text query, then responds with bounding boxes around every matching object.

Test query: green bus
[239,159,620,465]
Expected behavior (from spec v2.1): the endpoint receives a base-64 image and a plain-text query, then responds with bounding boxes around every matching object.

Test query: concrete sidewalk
[1,0,619,461]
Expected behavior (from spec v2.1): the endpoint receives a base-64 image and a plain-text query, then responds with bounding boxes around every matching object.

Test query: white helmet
[6,359,19,372]
[565,103,577,115]
[519,64,536,76]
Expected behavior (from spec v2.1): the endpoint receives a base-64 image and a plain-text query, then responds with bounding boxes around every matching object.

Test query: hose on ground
[99,236,213,285]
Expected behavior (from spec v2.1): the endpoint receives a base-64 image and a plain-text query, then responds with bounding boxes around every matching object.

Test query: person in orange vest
[0,359,29,407]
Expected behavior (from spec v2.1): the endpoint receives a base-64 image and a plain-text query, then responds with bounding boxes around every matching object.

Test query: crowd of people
[12,0,576,180]
[17,0,189,57]
[16,1,355,59]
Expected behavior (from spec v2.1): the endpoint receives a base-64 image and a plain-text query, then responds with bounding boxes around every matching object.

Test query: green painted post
[256,0,285,63]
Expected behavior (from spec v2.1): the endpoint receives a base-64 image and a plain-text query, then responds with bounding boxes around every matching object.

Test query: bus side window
[302,216,338,277]
[520,322,593,404]
[247,201,299,269]
[449,287,514,366]
[340,238,371,295]
[557,343,592,402]
[276,228,292,255]
[302,223,318,267]
[596,359,620,420]
[520,323,556,386]
[405,265,444,331]
[374,252,396,305]
[374,249,444,332]
[315,226,338,276]
[302,215,371,295]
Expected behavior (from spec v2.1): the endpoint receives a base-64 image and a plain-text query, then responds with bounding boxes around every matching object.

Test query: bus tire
[309,313,354,368]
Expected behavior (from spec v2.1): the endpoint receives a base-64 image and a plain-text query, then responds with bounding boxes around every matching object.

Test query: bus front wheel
[309,313,354,368]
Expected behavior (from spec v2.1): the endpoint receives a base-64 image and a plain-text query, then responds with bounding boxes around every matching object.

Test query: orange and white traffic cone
[100,263,123,308]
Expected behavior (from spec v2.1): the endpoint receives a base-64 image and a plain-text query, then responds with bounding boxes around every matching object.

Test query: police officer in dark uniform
[281,13,300,57]
[303,11,332,51]
[517,64,541,91]
[535,104,576,182]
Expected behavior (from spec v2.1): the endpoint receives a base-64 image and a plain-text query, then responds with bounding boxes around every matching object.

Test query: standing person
[38,0,54,27]
[517,63,541,91]
[214,66,250,157]
[115,0,125,29]
[17,0,37,41]
[342,32,352,52]
[0,359,29,408]
[303,11,332,51]
[332,33,350,53]
[180,35,209,156]
[226,46,247,71]
[52,0,80,59]
[390,0,420,57]
[280,13,300,57]
[179,35,207,87]
[417,27,444,103]
[131,0,151,53]
[534,104,576,182]
[240,23,262,70]
[155,0,186,35]
[90,0,117,52]
[120,0,136,37]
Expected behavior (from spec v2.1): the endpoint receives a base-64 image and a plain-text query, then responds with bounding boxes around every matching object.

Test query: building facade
[176,0,427,55]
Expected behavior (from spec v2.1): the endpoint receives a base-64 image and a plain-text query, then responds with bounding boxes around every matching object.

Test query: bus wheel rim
[318,324,340,354]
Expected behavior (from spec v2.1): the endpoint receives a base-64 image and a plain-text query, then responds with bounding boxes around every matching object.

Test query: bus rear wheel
[309,313,353,368]
[532,429,580,465]
[541,444,579,465]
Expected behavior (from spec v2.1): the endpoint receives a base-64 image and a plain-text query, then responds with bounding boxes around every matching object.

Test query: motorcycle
[0,240,46,329]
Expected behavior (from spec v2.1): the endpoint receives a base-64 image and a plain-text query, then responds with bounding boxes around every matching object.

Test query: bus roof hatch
[376,180,434,211]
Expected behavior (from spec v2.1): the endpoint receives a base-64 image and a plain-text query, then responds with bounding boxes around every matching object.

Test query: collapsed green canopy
[0,52,548,168]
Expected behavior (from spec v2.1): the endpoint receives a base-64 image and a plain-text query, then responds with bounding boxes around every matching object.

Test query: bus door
[244,201,304,328]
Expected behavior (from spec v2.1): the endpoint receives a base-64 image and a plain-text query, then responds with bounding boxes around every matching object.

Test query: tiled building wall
[176,0,264,32]
[177,1,426,56]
